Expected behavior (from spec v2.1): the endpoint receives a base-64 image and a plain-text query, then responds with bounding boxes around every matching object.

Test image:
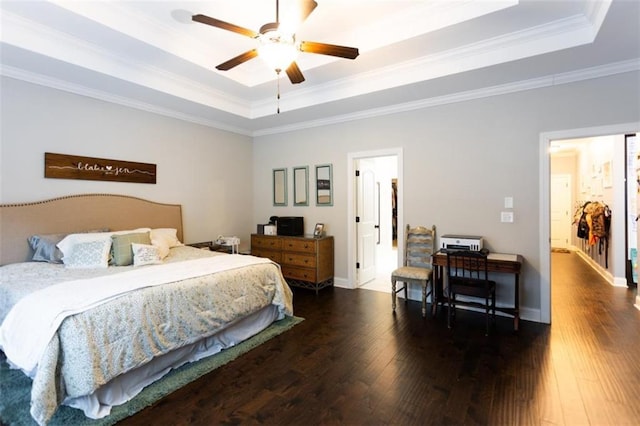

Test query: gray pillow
[28,233,67,263]
[111,232,151,266]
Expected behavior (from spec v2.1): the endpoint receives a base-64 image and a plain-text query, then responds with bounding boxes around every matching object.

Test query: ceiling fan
[192,0,359,84]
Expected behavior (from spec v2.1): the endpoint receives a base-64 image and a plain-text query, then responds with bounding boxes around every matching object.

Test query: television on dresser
[277,217,304,236]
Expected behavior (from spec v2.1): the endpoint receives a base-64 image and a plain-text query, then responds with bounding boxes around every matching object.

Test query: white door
[356,159,377,285]
[550,174,572,249]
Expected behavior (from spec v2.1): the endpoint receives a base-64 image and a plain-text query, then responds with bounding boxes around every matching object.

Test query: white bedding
[0,246,293,425]
[0,254,274,377]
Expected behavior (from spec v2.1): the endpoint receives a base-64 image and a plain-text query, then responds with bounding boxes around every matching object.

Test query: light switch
[504,197,513,209]
[501,211,514,223]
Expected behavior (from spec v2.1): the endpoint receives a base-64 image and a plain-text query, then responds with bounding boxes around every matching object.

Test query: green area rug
[0,316,303,426]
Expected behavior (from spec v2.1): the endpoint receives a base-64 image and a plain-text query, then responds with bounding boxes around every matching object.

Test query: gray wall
[2,71,639,322]
[252,71,640,321]
[0,77,255,249]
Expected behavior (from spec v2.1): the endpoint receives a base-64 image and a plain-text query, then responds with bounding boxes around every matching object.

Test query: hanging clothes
[573,201,591,240]
[572,201,612,268]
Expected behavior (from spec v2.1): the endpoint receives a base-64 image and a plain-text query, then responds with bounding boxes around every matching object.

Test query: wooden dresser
[251,234,334,293]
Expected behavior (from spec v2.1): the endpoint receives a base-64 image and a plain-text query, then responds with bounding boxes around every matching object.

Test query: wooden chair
[391,225,436,317]
[445,249,496,335]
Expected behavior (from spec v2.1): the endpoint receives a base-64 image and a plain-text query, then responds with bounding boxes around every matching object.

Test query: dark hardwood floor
[121,252,640,425]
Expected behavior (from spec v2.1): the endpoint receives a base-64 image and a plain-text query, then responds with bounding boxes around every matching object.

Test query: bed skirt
[64,304,279,419]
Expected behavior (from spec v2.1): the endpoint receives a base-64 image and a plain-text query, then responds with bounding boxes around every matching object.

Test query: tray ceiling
[1,0,638,135]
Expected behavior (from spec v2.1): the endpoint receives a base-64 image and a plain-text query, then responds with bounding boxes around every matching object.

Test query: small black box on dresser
[277,217,304,236]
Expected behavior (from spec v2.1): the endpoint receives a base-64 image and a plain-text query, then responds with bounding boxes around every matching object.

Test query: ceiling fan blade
[299,41,359,59]
[215,49,259,71]
[192,14,259,38]
[285,61,305,84]
[299,0,318,23]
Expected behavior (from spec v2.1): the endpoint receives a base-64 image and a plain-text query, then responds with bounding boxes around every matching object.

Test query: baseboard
[574,249,627,287]
[333,277,350,289]
[386,283,542,323]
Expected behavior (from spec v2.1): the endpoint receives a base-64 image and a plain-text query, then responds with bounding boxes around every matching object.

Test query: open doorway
[550,134,628,284]
[540,123,639,324]
[347,148,403,293]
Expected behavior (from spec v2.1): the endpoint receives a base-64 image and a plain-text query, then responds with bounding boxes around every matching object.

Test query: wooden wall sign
[44,152,156,184]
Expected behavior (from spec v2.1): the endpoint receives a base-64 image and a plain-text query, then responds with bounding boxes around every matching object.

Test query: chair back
[445,250,490,288]
[403,225,436,269]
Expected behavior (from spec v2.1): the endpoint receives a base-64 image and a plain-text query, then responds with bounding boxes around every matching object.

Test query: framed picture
[293,166,309,206]
[315,164,333,206]
[273,168,287,206]
[313,223,325,237]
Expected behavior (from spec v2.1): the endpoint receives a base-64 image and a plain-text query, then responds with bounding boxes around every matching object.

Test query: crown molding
[3,58,637,138]
[0,9,252,117]
[2,1,613,121]
[253,59,640,137]
[0,65,253,137]
[251,11,604,118]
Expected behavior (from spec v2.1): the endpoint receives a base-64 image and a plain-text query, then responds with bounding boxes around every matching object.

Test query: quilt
[0,247,293,425]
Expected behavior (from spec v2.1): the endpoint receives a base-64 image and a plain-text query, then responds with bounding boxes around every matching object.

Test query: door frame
[539,121,639,324]
[348,148,403,289]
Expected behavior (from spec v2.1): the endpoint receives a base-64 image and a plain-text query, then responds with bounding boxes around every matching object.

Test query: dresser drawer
[282,266,317,282]
[250,234,333,292]
[251,235,282,250]
[282,252,316,268]
[282,238,316,254]
[251,248,282,263]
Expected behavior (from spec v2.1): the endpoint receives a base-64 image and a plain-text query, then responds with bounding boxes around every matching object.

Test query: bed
[0,194,293,425]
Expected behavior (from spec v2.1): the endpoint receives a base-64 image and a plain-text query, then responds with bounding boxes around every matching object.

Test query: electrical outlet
[501,211,514,223]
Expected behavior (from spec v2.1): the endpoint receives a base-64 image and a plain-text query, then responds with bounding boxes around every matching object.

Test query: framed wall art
[44,152,156,184]
[315,164,333,206]
[293,166,309,206]
[273,168,287,206]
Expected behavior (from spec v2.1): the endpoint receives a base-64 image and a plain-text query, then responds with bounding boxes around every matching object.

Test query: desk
[432,251,524,331]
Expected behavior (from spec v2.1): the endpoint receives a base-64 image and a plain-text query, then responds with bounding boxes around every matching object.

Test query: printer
[440,234,484,251]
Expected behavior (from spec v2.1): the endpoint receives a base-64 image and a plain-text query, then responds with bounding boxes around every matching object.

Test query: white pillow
[63,239,112,269]
[150,228,183,259]
[57,228,151,261]
[132,243,162,267]
[57,232,113,261]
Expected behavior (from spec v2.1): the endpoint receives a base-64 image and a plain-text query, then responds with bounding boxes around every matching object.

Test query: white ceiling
[1,0,639,136]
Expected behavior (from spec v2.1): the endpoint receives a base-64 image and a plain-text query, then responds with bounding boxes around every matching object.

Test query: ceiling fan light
[258,31,298,72]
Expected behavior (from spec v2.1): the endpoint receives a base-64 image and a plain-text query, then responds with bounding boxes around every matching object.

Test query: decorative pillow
[63,239,112,269]
[57,232,114,261]
[28,233,67,263]
[131,243,162,267]
[150,228,183,259]
[111,232,151,266]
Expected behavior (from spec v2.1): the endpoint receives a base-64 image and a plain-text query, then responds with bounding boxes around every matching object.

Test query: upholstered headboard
[0,194,183,265]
